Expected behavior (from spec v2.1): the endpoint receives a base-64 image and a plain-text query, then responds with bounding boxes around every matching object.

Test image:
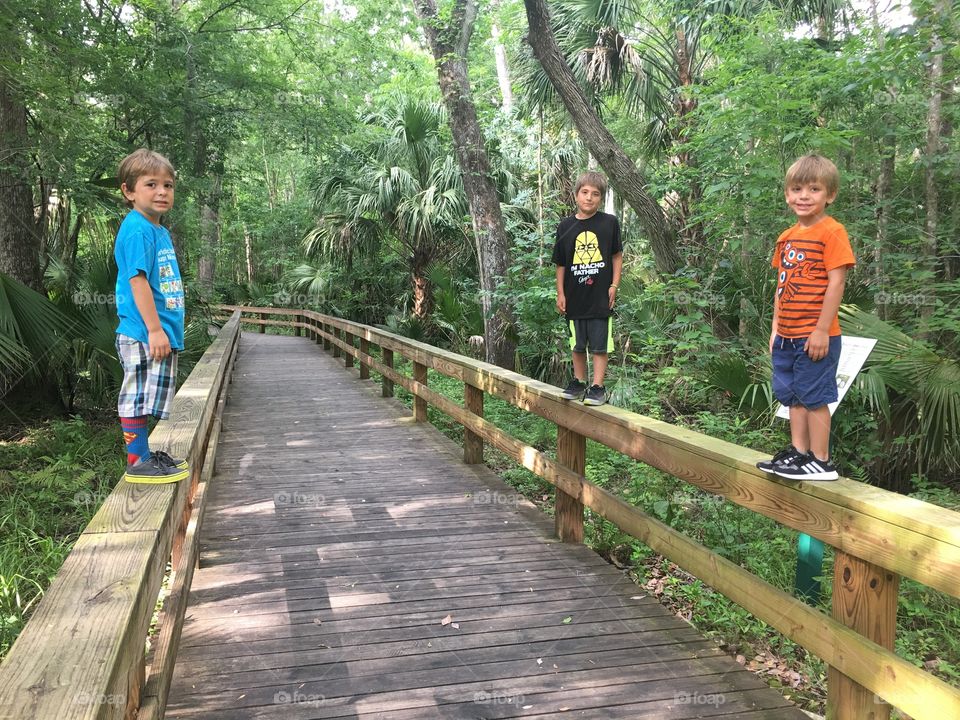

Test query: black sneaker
[583,384,608,406]
[125,454,190,484]
[561,378,587,400]
[153,450,189,470]
[773,452,839,481]
[756,445,803,473]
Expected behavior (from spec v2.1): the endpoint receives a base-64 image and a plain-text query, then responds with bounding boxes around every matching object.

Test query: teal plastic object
[795,532,825,604]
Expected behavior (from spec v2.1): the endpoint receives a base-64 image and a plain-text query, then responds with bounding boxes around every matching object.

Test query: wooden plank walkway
[166,333,809,719]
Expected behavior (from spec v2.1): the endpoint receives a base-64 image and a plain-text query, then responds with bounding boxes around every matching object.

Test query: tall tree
[412,0,518,370]
[522,0,683,275]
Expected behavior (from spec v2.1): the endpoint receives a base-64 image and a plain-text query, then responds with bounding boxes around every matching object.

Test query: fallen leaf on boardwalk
[441,614,452,625]
[630,595,645,600]
[522,706,532,710]
[313,618,322,625]
[562,616,572,624]
[536,658,543,665]
[736,655,746,665]
[451,622,460,629]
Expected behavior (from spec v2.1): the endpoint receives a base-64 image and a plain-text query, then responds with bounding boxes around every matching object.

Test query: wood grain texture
[0,314,240,720]
[165,332,807,720]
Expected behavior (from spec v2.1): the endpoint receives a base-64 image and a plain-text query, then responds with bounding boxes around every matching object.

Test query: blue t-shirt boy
[114,209,185,349]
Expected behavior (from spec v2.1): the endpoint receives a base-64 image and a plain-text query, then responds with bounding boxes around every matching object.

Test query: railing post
[827,551,899,720]
[555,425,585,543]
[332,327,341,358]
[382,348,394,397]
[464,383,483,464]
[413,361,428,421]
[322,322,331,351]
[293,313,301,337]
[344,331,354,368]
[259,312,266,333]
[359,337,370,379]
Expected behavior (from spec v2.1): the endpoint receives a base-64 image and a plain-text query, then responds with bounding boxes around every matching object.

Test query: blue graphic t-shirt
[114,209,185,349]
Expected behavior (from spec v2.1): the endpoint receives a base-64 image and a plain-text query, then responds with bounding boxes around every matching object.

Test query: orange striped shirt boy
[772,216,855,338]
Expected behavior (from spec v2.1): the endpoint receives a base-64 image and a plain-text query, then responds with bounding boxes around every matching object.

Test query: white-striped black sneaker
[773,452,839,481]
[756,445,803,473]
[561,378,587,400]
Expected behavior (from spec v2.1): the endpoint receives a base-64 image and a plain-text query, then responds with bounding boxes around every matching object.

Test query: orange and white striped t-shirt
[771,216,855,338]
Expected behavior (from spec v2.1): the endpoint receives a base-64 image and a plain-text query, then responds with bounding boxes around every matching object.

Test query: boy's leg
[789,406,810,454]
[572,351,588,382]
[806,405,832,461]
[591,352,608,386]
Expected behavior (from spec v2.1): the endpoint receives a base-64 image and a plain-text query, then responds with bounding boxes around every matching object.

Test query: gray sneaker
[125,454,189,484]
[153,450,189,470]
[561,378,587,400]
[583,384,608,406]
[756,445,802,473]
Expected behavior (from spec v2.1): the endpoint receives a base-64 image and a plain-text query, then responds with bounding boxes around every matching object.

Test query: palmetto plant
[838,304,960,486]
[305,96,469,320]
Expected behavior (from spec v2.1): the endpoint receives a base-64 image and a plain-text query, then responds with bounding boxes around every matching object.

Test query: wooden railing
[0,311,241,720]
[219,304,960,720]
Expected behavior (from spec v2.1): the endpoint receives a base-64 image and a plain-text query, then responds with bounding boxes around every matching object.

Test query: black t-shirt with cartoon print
[551,211,622,320]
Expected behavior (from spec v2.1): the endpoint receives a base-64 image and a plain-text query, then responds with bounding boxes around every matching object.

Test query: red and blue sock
[120,416,149,466]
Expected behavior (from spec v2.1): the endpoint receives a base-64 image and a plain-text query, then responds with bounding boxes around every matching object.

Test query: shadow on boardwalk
[166,333,808,719]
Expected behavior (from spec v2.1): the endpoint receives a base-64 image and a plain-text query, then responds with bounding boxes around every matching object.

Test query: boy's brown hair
[117,149,176,208]
[784,154,839,197]
[574,171,608,199]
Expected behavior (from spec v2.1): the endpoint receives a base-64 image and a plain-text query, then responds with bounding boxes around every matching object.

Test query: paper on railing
[775,335,877,420]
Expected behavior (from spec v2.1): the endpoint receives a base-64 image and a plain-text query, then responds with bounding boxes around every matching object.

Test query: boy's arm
[608,252,623,309]
[805,266,848,361]
[129,273,171,360]
[555,265,566,314]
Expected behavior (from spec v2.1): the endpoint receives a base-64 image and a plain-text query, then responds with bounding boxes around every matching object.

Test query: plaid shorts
[116,334,178,419]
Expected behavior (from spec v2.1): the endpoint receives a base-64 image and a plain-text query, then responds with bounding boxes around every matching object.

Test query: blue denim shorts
[772,335,841,409]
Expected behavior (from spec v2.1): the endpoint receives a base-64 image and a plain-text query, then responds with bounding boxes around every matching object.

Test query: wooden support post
[413,361,428,421]
[382,348,394,397]
[464,383,484,464]
[555,425,585,543]
[332,327,341,358]
[827,550,899,720]
[259,312,266,333]
[344,332,354,368]
[294,321,301,337]
[359,337,370,379]
[323,322,331,351]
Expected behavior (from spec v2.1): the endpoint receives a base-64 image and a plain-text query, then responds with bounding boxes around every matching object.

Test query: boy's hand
[148,328,172,361]
[805,328,829,361]
[556,293,566,314]
[608,285,617,309]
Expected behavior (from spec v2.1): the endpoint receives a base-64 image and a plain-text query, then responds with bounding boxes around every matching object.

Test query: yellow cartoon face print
[573,231,602,265]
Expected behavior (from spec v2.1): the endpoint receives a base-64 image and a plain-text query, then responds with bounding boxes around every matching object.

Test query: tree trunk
[413,0,517,370]
[197,171,222,296]
[0,71,41,290]
[523,0,682,275]
[244,223,254,284]
[491,23,513,114]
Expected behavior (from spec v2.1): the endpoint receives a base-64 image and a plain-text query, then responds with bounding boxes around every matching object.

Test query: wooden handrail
[0,311,241,720]
[218,304,960,720]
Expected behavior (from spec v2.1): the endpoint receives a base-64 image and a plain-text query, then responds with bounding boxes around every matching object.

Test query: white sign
[775,335,878,419]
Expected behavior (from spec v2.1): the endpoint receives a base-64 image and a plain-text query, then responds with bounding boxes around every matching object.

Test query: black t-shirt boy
[551,211,623,319]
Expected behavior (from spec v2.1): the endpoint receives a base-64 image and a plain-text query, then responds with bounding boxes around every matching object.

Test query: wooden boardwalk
[166,333,808,719]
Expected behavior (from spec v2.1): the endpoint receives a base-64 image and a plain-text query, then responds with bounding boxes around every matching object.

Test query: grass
[0,410,125,659]
[386,360,960,716]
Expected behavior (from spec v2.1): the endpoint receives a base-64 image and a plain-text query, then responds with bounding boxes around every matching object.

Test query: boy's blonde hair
[784,154,839,197]
[117,149,176,207]
[574,171,608,198]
